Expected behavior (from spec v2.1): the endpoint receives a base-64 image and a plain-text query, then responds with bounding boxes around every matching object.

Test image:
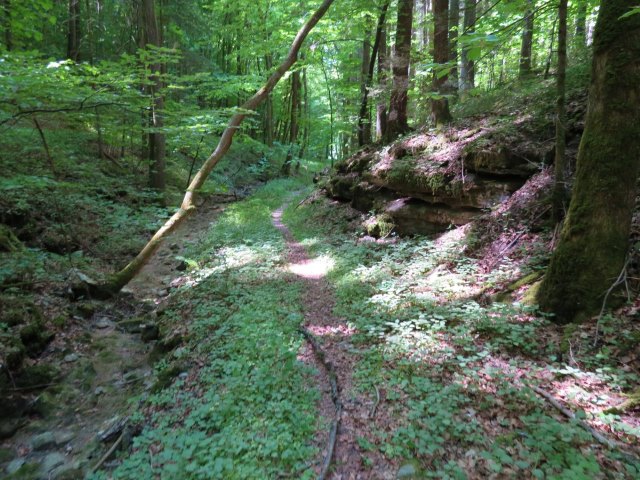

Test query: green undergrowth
[99,179,319,480]
[283,193,640,479]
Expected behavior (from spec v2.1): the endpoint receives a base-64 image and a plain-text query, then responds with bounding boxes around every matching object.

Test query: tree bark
[386,0,414,141]
[357,32,372,146]
[537,0,640,323]
[460,0,476,91]
[140,0,166,191]
[448,0,459,90]
[67,0,81,61]
[551,0,567,224]
[2,0,11,51]
[519,0,534,78]
[359,1,390,147]
[376,24,389,141]
[431,0,452,126]
[96,0,337,296]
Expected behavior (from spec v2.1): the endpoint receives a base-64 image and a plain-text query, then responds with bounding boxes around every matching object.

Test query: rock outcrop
[325,116,561,235]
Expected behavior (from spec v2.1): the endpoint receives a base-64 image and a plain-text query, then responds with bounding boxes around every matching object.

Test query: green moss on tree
[537,0,640,322]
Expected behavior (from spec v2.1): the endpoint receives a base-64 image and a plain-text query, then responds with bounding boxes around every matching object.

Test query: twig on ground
[369,385,381,419]
[593,257,630,347]
[529,384,639,463]
[299,327,341,480]
[91,431,125,473]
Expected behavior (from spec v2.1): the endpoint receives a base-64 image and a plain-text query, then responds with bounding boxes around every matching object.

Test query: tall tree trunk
[519,0,534,78]
[460,0,476,91]
[431,0,452,126]
[537,0,640,323]
[300,66,310,158]
[282,71,301,175]
[319,48,335,165]
[2,0,11,51]
[95,0,337,296]
[359,0,390,147]
[551,0,568,224]
[67,0,81,61]
[386,0,414,141]
[376,25,389,141]
[357,32,372,146]
[140,0,165,191]
[448,0,459,90]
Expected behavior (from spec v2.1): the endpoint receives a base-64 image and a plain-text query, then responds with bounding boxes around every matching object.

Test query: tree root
[299,327,341,480]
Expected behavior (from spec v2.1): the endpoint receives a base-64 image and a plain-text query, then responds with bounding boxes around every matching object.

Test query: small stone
[55,431,75,446]
[397,461,422,479]
[31,431,56,451]
[6,458,25,474]
[95,318,112,329]
[178,372,189,380]
[169,243,180,251]
[40,452,66,474]
[94,386,106,396]
[63,353,79,363]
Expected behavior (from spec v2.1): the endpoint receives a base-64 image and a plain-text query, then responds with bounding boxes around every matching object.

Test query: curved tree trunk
[385,0,414,141]
[537,0,640,323]
[96,0,337,296]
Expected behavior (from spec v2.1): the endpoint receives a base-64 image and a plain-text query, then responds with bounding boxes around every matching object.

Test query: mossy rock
[117,318,144,333]
[19,321,54,357]
[15,364,60,389]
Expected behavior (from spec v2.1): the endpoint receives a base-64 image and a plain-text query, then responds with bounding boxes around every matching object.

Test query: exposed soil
[273,206,396,480]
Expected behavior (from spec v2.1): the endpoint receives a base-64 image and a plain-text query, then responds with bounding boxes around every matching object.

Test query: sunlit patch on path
[271,205,394,479]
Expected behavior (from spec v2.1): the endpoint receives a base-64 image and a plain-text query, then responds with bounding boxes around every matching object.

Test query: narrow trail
[272,207,394,480]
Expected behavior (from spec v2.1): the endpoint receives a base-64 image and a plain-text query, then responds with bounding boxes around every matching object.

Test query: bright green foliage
[94,180,320,479]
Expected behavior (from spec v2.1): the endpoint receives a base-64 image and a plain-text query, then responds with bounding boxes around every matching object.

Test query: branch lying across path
[87,0,337,298]
[300,327,341,480]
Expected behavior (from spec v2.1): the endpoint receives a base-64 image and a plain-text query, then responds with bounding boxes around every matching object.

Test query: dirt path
[272,207,395,480]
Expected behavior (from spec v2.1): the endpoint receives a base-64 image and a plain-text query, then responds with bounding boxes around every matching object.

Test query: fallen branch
[300,327,341,480]
[530,385,639,462]
[91,431,125,473]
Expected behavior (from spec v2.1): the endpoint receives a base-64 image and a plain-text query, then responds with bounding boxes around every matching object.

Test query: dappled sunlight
[307,323,356,338]
[287,254,334,279]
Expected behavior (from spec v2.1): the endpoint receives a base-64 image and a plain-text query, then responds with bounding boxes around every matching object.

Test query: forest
[0,0,639,478]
